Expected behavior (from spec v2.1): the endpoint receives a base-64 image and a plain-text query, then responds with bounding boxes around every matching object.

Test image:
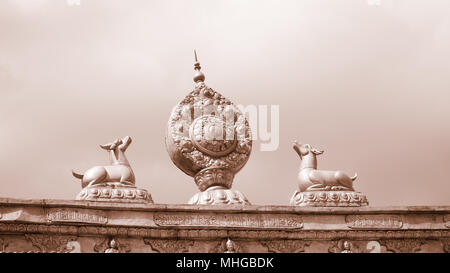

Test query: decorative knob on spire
[193,50,205,83]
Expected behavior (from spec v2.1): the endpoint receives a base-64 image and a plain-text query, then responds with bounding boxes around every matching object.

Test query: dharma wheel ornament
[166,51,252,205]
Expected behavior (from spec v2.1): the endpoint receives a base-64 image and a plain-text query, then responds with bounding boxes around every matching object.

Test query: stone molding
[0,223,448,240]
[153,212,303,229]
[261,240,311,253]
[0,199,449,253]
[144,239,194,253]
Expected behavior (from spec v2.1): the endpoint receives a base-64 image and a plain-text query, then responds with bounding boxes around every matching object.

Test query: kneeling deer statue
[293,140,357,192]
[72,136,135,188]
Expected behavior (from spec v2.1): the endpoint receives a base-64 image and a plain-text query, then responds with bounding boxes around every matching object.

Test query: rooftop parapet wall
[0,198,449,253]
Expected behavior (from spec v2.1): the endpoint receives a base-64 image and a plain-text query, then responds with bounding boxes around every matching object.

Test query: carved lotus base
[188,186,251,205]
[290,190,368,207]
[76,185,153,203]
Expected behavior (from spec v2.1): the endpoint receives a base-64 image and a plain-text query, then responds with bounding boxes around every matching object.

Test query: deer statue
[293,141,357,192]
[72,136,136,188]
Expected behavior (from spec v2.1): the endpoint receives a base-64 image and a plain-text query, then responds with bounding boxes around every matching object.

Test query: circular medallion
[189,115,237,157]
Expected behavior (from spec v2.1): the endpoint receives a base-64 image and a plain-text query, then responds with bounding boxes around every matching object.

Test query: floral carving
[24,234,78,253]
[261,240,311,253]
[144,239,194,253]
[379,239,425,253]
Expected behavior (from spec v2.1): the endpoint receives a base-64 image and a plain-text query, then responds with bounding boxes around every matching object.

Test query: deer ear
[293,143,302,159]
[100,144,111,150]
[123,136,132,145]
[312,149,324,155]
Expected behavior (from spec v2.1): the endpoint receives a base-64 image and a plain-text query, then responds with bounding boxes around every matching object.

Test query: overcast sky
[1,0,449,206]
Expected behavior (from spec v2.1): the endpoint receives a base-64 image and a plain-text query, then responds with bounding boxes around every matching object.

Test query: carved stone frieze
[444,215,450,228]
[144,239,194,253]
[345,215,403,229]
[153,212,303,229]
[0,223,448,241]
[24,234,78,253]
[46,208,108,224]
[379,239,426,253]
[261,240,311,253]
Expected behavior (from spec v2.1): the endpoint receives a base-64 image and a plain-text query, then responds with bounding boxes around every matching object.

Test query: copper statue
[72,136,135,188]
[72,136,152,203]
[291,140,368,207]
[292,141,357,192]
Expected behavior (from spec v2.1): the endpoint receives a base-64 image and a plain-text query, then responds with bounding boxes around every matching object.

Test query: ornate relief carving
[440,238,450,253]
[366,241,381,253]
[47,208,108,224]
[0,223,448,243]
[144,239,194,253]
[24,234,78,253]
[0,238,8,252]
[153,212,303,229]
[0,209,22,221]
[166,56,252,204]
[94,237,130,253]
[194,168,234,192]
[188,187,250,205]
[210,238,241,253]
[328,239,360,253]
[346,215,403,229]
[444,215,450,228]
[379,239,425,253]
[261,240,311,253]
[291,190,368,207]
[209,239,242,253]
[66,241,81,253]
[167,85,252,175]
[76,187,152,203]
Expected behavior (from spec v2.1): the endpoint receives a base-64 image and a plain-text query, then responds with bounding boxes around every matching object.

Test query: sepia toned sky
[0,0,449,206]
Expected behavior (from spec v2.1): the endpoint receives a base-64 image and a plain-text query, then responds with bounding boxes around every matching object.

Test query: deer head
[100,136,132,165]
[293,140,324,159]
[100,136,132,152]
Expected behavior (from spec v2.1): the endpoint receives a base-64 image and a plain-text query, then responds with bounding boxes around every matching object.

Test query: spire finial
[193,49,205,83]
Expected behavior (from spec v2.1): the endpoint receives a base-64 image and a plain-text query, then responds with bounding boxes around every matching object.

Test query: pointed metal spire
[193,50,205,83]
